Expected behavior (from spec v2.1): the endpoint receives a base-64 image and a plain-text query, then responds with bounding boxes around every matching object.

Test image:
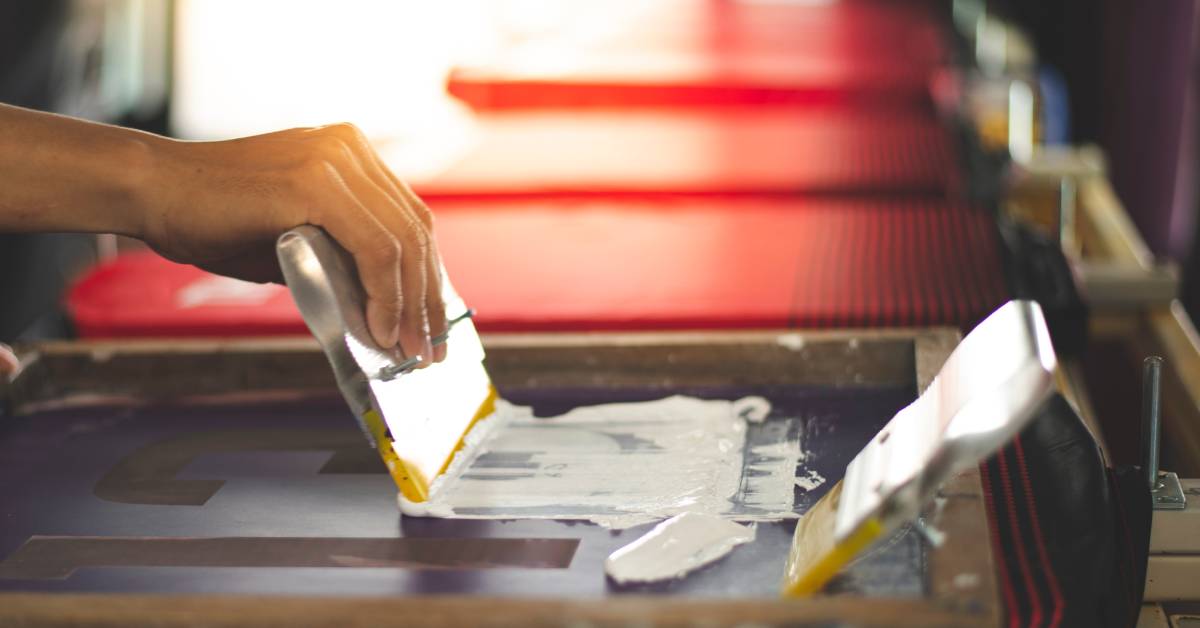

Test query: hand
[140,123,446,364]
[0,343,17,382]
[0,107,442,363]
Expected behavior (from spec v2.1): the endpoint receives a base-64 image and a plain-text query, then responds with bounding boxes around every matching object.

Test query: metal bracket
[1153,471,1187,511]
[1143,356,1188,511]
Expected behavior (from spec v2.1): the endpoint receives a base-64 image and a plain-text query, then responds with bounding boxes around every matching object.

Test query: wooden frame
[1005,146,1200,476]
[1077,167,1200,477]
[1007,146,1200,606]
[0,328,1000,627]
[1137,604,1171,628]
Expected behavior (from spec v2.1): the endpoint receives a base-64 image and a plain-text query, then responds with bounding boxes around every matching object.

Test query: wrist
[0,104,175,237]
[105,131,172,240]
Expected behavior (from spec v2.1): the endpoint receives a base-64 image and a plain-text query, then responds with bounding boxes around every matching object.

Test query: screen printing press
[0,326,1010,626]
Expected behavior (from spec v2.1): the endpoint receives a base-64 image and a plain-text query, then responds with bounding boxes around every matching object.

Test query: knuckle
[408,223,432,254]
[328,122,368,150]
[414,202,435,230]
[282,159,333,203]
[309,129,351,158]
[298,158,343,193]
[332,121,363,137]
[300,155,332,178]
[356,230,401,271]
[374,236,403,267]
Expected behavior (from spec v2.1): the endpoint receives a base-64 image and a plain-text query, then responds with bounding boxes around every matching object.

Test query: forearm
[0,107,444,358]
[0,103,161,237]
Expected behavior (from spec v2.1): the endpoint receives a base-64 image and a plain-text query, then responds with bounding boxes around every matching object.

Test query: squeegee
[783,300,1059,596]
[276,226,497,503]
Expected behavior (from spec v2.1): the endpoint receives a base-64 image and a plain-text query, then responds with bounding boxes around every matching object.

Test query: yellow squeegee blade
[781,482,884,597]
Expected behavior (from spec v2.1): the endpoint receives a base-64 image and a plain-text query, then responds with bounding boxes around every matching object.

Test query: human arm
[0,103,445,363]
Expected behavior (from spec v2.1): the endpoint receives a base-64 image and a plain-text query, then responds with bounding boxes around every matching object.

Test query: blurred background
[2,1,1199,474]
[1,0,1196,342]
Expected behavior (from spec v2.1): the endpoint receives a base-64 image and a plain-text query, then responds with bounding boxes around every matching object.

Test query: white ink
[604,512,755,584]
[953,573,981,589]
[794,468,826,491]
[776,333,806,352]
[734,396,771,423]
[399,395,801,528]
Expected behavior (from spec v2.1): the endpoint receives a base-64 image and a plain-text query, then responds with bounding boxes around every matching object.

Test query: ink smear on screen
[399,395,805,529]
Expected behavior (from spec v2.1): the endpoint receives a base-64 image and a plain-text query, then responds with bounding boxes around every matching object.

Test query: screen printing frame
[0,328,998,627]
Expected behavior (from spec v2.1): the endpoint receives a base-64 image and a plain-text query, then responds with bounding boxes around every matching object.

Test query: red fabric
[410,109,959,198]
[67,197,1008,338]
[447,0,945,110]
[433,196,799,331]
[67,253,303,339]
[787,198,1009,329]
[435,196,1007,331]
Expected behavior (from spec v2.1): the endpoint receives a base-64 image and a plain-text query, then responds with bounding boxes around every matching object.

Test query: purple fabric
[1101,1,1199,258]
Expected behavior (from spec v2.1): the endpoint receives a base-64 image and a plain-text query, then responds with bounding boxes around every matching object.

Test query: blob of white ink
[604,512,756,584]
[776,333,806,352]
[794,468,826,492]
[733,396,771,423]
[954,573,981,589]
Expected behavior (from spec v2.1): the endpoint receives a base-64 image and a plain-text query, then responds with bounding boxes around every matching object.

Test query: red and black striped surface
[68,2,972,337]
[408,109,960,198]
[67,197,1008,337]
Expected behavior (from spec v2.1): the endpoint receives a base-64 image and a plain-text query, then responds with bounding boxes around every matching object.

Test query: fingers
[424,239,448,363]
[299,123,448,365]
[359,147,448,363]
[311,160,431,365]
[309,162,404,351]
[0,343,18,381]
[320,123,448,363]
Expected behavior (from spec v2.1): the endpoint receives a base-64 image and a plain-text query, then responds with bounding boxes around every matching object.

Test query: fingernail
[422,336,434,365]
[433,342,448,363]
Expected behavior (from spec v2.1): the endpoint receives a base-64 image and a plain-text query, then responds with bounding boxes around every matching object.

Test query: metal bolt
[1142,356,1164,491]
[1059,176,1078,254]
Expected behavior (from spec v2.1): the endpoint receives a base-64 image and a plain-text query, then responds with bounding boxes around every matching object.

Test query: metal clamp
[376,309,476,381]
[1143,356,1187,510]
